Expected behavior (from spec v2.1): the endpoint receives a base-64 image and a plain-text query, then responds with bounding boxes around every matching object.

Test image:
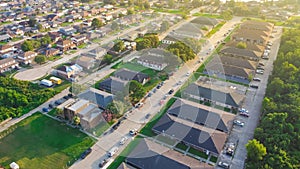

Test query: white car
[119,137,128,145]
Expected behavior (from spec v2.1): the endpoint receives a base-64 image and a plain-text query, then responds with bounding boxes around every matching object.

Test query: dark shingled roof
[113,68,149,84]
[152,114,227,155]
[78,88,113,109]
[184,83,244,108]
[190,17,219,26]
[167,99,230,132]
[98,76,128,94]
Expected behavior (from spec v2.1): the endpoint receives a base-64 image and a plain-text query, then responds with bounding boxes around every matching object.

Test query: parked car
[250,84,259,89]
[80,148,92,159]
[119,137,128,145]
[168,89,174,95]
[253,78,261,82]
[240,112,250,117]
[145,113,151,119]
[233,120,245,127]
[49,103,54,109]
[42,107,49,112]
[99,159,108,168]
[129,129,138,136]
[218,161,230,169]
[259,62,265,66]
[107,147,118,157]
[135,102,144,108]
[239,108,248,113]
[256,70,264,74]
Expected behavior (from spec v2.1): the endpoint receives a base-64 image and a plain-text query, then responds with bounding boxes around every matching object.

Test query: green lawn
[175,143,188,151]
[206,21,226,38]
[192,13,223,19]
[61,22,72,27]
[86,121,111,137]
[77,43,87,49]
[210,156,218,163]
[0,41,8,45]
[47,55,62,61]
[188,147,209,159]
[139,98,177,137]
[0,113,95,169]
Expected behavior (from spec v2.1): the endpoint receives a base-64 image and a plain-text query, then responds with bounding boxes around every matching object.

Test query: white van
[107,147,118,157]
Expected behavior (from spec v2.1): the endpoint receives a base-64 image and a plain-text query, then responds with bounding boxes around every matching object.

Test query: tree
[160,21,170,32]
[144,1,150,9]
[168,0,175,8]
[192,0,202,7]
[113,41,125,52]
[103,54,113,64]
[111,21,120,30]
[246,139,267,162]
[127,8,135,15]
[21,40,34,51]
[167,41,196,62]
[28,18,37,27]
[106,101,126,115]
[37,23,43,31]
[34,55,46,64]
[103,0,116,4]
[91,18,103,28]
[40,35,51,46]
[236,42,247,49]
[73,116,80,125]
[136,38,151,50]
[128,80,146,104]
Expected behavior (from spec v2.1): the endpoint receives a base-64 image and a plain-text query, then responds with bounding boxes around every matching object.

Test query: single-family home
[76,55,95,70]
[98,76,128,94]
[45,48,60,57]
[71,35,87,46]
[59,27,76,36]
[17,51,37,64]
[86,47,107,60]
[231,29,269,46]
[0,44,14,54]
[240,20,274,32]
[78,88,114,109]
[113,68,149,85]
[0,57,18,73]
[0,34,11,42]
[56,39,75,52]
[56,65,76,79]
[171,22,205,40]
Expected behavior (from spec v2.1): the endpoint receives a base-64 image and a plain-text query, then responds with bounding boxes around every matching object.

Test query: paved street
[70,17,242,169]
[217,26,282,169]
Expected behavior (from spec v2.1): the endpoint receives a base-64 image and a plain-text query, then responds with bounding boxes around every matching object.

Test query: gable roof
[113,68,149,83]
[98,76,128,94]
[153,114,227,155]
[241,20,273,32]
[220,47,261,59]
[190,17,219,26]
[78,88,113,109]
[167,99,234,133]
[232,29,269,42]
[225,40,265,52]
[173,23,205,38]
[210,55,258,70]
[184,83,244,107]
[126,138,212,169]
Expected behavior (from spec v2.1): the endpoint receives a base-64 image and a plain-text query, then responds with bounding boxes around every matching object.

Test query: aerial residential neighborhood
[0,0,299,169]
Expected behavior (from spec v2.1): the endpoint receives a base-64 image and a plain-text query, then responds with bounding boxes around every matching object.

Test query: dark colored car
[42,107,49,112]
[80,148,92,159]
[250,85,259,89]
[168,89,174,95]
[49,103,54,109]
[99,159,108,168]
[145,114,150,119]
[240,112,250,117]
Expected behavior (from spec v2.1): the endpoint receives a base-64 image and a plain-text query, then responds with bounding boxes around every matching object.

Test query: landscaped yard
[188,147,209,159]
[0,113,95,169]
[175,143,188,151]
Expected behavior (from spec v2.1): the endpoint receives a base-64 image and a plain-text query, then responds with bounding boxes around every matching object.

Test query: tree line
[246,28,300,169]
[0,77,56,122]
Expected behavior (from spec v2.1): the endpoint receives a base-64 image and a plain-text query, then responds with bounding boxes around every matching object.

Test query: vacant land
[0,113,95,169]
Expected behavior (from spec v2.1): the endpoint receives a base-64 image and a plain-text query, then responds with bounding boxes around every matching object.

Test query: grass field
[0,113,95,169]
